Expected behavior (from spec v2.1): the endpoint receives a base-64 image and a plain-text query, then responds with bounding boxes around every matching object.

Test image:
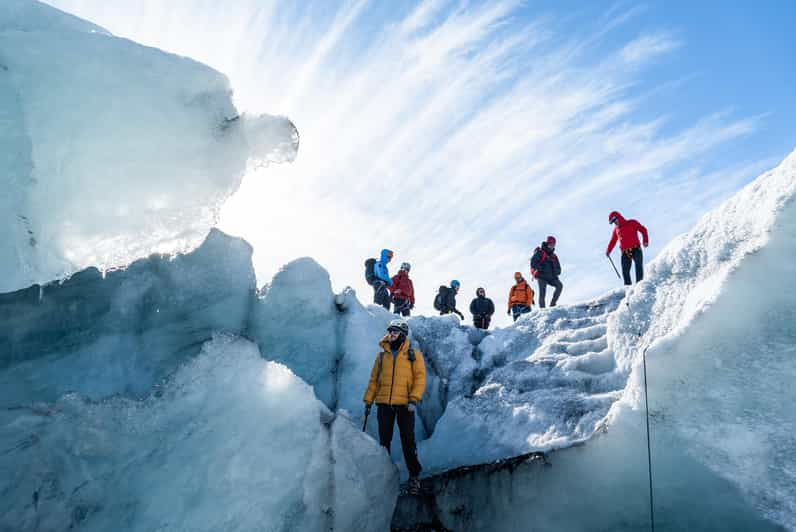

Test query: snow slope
[0,0,298,293]
[420,149,796,472]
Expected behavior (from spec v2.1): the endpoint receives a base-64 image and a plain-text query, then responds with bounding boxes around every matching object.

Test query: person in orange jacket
[606,211,649,285]
[363,318,426,494]
[507,272,534,321]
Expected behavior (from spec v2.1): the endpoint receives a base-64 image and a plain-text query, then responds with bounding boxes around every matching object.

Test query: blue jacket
[375,249,393,285]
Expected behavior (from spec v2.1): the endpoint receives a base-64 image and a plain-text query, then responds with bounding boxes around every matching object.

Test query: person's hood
[379,249,393,263]
[609,210,627,225]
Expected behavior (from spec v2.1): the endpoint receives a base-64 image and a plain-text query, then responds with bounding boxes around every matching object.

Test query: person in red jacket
[606,211,649,285]
[390,262,415,316]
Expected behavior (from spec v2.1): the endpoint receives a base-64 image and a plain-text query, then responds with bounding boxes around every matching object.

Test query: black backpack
[365,258,377,286]
[433,285,449,311]
[531,247,547,278]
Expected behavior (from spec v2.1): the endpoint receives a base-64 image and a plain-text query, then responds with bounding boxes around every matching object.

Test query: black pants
[511,304,531,321]
[393,298,411,316]
[377,404,422,477]
[537,277,563,308]
[373,282,391,310]
[621,247,644,285]
[473,315,491,329]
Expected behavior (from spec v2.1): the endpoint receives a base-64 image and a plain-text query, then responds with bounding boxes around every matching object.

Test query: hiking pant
[537,277,563,308]
[373,282,391,310]
[377,404,422,477]
[393,298,411,317]
[621,247,643,285]
[511,304,531,321]
[473,315,491,329]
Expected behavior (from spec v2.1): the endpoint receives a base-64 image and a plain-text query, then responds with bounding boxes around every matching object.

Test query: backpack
[433,285,448,311]
[531,248,547,279]
[365,258,377,286]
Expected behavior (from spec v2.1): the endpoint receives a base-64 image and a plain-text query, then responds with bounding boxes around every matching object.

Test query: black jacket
[470,296,495,317]
[531,243,561,280]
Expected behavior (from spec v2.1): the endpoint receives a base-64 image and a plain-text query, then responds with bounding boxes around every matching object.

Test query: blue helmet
[450,280,461,289]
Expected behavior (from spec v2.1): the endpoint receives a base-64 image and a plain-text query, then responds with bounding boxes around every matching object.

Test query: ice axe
[362,405,371,432]
[607,254,621,280]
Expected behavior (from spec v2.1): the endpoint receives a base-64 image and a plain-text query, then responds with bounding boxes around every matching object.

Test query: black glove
[364,403,371,415]
[410,303,414,309]
[507,309,511,315]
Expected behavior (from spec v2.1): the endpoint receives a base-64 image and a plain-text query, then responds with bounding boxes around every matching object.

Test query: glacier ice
[0,0,298,293]
[0,143,796,530]
[2,151,795,530]
[0,335,397,532]
[1,1,795,529]
[0,229,255,407]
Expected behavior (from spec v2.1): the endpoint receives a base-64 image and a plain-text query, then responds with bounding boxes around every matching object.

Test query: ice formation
[2,1,795,530]
[0,0,298,293]
[2,149,794,531]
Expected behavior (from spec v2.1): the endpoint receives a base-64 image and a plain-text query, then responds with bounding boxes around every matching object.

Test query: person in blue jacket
[373,249,394,309]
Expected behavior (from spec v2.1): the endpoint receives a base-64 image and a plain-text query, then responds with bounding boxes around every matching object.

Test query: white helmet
[387,318,409,335]
[400,262,411,272]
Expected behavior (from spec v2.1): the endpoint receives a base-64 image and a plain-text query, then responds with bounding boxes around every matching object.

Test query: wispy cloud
[621,32,682,64]
[46,0,766,324]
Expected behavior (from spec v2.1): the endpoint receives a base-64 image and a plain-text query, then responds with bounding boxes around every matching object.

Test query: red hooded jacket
[389,270,415,304]
[607,211,649,254]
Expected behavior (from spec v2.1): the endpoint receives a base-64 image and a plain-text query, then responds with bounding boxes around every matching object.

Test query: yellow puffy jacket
[363,336,426,405]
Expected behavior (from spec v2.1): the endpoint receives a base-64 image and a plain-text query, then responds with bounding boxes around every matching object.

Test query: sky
[45,0,796,325]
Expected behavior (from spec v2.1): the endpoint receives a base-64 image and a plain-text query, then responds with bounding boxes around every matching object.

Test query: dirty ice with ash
[1,1,795,531]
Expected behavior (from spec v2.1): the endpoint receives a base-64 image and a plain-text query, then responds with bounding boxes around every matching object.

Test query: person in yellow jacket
[507,272,534,322]
[363,318,426,494]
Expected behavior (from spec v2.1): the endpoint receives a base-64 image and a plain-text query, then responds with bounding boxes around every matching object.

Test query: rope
[642,344,655,532]
[626,293,655,532]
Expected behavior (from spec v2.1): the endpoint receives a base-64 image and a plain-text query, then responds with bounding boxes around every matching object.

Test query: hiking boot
[407,476,421,495]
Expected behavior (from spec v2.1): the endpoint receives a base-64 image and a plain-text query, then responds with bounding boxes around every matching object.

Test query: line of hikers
[363,210,649,328]
[361,212,648,493]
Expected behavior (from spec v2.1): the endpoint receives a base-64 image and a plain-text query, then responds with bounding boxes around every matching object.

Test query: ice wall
[0,228,255,406]
[0,335,397,532]
[0,0,298,293]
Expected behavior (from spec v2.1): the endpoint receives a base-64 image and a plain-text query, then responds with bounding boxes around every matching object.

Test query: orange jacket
[508,280,534,310]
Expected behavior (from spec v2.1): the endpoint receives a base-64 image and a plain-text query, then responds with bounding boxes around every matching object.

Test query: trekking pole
[362,407,370,432]
[607,254,621,280]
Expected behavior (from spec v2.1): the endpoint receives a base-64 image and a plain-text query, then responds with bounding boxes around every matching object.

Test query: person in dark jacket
[531,236,562,308]
[507,272,534,321]
[390,262,415,316]
[469,287,495,329]
[606,211,649,285]
[437,280,464,319]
